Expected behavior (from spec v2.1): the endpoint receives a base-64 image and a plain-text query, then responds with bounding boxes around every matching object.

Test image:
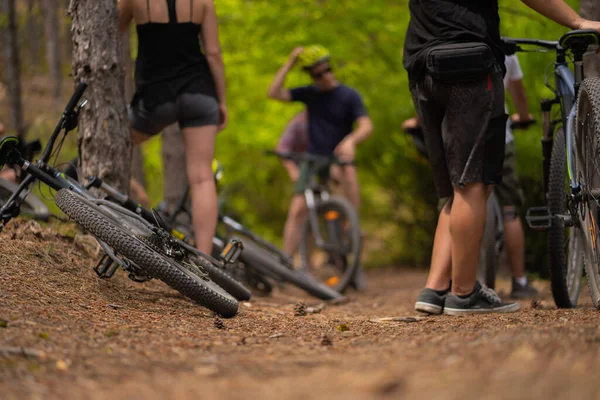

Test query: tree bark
[162,124,188,213]
[69,0,131,192]
[27,0,41,68]
[581,0,600,77]
[42,0,62,102]
[121,30,146,187]
[2,0,26,138]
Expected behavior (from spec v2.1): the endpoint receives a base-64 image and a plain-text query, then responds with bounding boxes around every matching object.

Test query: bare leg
[503,207,526,279]
[450,183,490,295]
[282,195,307,256]
[181,125,218,254]
[340,165,360,210]
[425,201,452,291]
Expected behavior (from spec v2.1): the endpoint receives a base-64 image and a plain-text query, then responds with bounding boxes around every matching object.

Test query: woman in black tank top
[119,0,227,254]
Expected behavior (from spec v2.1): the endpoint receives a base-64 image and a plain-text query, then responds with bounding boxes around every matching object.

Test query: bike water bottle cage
[0,136,22,169]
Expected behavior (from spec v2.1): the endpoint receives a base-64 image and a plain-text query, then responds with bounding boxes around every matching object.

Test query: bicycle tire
[187,253,252,301]
[0,178,50,220]
[54,189,239,317]
[478,194,498,289]
[235,237,342,300]
[299,195,362,293]
[575,77,600,307]
[547,126,582,308]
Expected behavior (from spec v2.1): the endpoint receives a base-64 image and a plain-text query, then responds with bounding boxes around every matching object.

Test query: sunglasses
[310,66,333,79]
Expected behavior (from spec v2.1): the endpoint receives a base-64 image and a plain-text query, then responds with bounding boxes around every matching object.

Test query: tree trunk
[69,0,131,192]
[122,30,146,187]
[162,124,188,213]
[581,0,600,77]
[27,0,41,68]
[2,0,26,138]
[42,0,62,102]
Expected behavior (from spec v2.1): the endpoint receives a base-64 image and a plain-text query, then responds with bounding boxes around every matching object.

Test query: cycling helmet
[298,45,331,70]
[212,159,223,183]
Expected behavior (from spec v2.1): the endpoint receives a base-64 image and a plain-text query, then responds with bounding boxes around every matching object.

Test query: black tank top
[133,0,217,110]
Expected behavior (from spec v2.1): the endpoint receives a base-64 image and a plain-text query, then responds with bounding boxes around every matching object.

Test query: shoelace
[479,284,502,304]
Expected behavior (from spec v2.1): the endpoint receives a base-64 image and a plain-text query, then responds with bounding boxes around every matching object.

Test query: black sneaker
[510,279,539,299]
[415,287,449,315]
[443,281,520,315]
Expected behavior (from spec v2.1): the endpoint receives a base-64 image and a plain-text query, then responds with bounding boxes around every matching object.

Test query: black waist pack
[426,42,494,83]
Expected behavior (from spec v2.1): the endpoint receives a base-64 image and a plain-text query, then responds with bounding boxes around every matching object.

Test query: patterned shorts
[410,65,508,198]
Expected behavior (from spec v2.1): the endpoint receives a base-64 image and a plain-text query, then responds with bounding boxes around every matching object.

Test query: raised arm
[267,47,304,102]
[521,0,600,32]
[202,0,227,130]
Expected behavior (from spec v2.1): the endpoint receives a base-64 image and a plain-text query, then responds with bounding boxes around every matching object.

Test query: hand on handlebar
[334,137,356,162]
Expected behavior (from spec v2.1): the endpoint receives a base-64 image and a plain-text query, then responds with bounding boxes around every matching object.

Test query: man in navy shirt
[268,45,373,264]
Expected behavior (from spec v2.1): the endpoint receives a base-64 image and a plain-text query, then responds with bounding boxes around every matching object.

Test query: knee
[187,164,214,187]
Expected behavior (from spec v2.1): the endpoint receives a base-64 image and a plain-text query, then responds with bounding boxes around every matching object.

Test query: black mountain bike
[506,30,600,308]
[268,151,362,293]
[0,138,50,220]
[161,176,343,301]
[0,83,247,317]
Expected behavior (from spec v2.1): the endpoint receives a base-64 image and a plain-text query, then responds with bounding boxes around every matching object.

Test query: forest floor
[2,219,600,400]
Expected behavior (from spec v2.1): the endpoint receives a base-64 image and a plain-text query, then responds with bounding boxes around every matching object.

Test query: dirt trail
[2,220,600,400]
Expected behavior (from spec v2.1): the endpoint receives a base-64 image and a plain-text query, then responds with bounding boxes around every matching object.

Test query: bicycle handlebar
[265,150,354,166]
[64,82,88,117]
[502,37,559,54]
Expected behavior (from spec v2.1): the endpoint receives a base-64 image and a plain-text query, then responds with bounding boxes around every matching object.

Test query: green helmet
[298,45,331,70]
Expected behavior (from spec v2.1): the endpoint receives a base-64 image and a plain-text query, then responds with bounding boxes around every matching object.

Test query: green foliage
[10,0,582,273]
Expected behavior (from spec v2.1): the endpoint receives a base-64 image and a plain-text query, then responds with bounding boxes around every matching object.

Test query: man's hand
[577,20,600,34]
[288,47,304,65]
[335,137,356,161]
[511,113,535,124]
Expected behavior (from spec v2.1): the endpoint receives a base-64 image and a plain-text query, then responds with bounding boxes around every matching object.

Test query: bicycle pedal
[219,239,243,265]
[526,207,552,231]
[94,254,119,279]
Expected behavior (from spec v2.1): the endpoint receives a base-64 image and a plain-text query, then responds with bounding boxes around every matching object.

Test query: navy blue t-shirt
[290,84,367,155]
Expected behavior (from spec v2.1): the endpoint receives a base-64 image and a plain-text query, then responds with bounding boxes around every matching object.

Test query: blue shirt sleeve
[347,90,368,122]
[290,86,316,104]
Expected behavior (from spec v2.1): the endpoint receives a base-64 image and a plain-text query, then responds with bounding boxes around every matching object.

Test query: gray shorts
[129,92,219,135]
[410,65,507,199]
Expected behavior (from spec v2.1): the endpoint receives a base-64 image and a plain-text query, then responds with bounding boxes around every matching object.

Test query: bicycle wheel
[299,195,362,293]
[235,236,342,300]
[575,77,600,307]
[478,194,498,289]
[186,253,252,301]
[0,178,50,220]
[547,126,584,307]
[55,189,238,317]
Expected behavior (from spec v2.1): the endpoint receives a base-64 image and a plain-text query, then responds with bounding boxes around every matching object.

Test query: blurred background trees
[0,0,593,273]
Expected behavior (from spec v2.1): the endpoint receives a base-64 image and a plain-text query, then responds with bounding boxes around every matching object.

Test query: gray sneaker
[444,281,520,315]
[415,287,449,315]
[510,279,539,299]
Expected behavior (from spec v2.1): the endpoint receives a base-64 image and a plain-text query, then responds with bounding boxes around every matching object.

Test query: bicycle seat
[559,30,600,55]
[0,136,22,169]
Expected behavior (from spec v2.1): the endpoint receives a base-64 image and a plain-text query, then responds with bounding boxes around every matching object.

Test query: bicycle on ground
[0,83,249,317]
[160,167,343,301]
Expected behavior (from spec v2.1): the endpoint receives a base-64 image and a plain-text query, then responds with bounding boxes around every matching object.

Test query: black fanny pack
[425,42,494,83]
